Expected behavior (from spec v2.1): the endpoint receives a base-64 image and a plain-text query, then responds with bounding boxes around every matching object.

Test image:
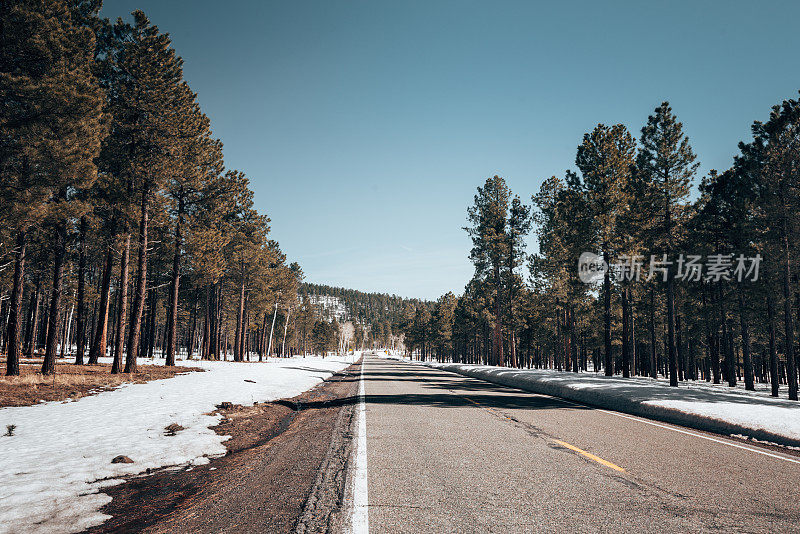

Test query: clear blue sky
[102,1,800,300]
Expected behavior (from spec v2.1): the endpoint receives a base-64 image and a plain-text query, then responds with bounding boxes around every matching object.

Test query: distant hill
[300,283,430,329]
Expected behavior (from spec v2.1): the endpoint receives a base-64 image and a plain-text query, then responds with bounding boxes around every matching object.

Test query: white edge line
[351,356,369,533]
[592,407,800,465]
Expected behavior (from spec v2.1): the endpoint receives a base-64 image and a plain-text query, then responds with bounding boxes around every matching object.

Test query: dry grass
[0,360,200,408]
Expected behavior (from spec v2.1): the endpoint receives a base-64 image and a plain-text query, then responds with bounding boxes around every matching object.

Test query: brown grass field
[0,360,199,408]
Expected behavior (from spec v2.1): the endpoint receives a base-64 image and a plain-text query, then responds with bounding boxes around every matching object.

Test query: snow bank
[0,355,356,534]
[424,362,800,447]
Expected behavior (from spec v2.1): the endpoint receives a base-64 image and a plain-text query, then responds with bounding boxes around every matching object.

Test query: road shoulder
[85,362,360,534]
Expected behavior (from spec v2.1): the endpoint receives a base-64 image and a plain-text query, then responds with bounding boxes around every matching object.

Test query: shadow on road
[279,392,584,412]
[281,360,590,413]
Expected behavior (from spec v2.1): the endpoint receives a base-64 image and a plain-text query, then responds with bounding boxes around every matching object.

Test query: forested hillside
[301,282,431,349]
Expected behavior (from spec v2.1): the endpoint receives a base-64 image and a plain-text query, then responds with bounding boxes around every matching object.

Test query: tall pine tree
[636,102,698,387]
[574,124,637,376]
[465,176,510,366]
[0,0,105,375]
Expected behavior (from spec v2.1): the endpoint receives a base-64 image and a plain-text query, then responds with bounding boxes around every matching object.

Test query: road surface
[360,355,800,533]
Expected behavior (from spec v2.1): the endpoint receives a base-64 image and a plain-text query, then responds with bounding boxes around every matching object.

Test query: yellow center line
[552,439,626,473]
[459,393,625,473]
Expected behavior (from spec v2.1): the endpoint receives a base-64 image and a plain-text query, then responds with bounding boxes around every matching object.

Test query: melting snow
[0,355,356,534]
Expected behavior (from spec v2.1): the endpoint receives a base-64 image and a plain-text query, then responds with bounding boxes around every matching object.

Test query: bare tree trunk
[603,251,613,376]
[75,217,88,364]
[779,191,797,400]
[209,283,222,360]
[0,300,7,355]
[722,313,737,387]
[737,285,755,390]
[42,220,67,376]
[666,275,678,387]
[555,302,562,371]
[508,255,517,368]
[1,299,7,355]
[563,306,569,372]
[649,287,657,378]
[676,313,685,381]
[267,301,279,358]
[143,286,156,359]
[165,195,184,366]
[187,294,198,359]
[234,280,245,362]
[62,304,73,358]
[281,307,291,357]
[6,229,26,376]
[703,283,720,384]
[202,285,211,359]
[125,187,150,373]
[493,264,503,366]
[622,287,631,378]
[207,284,217,360]
[217,284,224,359]
[112,233,130,374]
[89,246,114,365]
[243,296,250,361]
[26,272,42,359]
[87,293,98,358]
[259,312,268,361]
[767,294,780,397]
[570,306,578,373]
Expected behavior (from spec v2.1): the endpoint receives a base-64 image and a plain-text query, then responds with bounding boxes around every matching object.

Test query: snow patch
[0,355,356,534]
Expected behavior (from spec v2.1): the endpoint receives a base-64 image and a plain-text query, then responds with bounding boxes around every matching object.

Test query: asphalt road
[361,355,800,533]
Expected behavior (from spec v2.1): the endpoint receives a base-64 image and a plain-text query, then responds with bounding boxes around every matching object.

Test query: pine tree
[106,11,185,373]
[748,99,800,399]
[637,103,698,387]
[465,176,510,366]
[164,85,223,366]
[312,320,336,356]
[574,124,637,376]
[506,196,532,368]
[531,173,593,373]
[431,292,457,360]
[73,216,88,364]
[228,204,270,362]
[0,0,105,375]
[699,166,760,389]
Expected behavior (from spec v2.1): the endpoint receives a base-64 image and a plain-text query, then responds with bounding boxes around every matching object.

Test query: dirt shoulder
[85,361,360,534]
[0,360,199,408]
